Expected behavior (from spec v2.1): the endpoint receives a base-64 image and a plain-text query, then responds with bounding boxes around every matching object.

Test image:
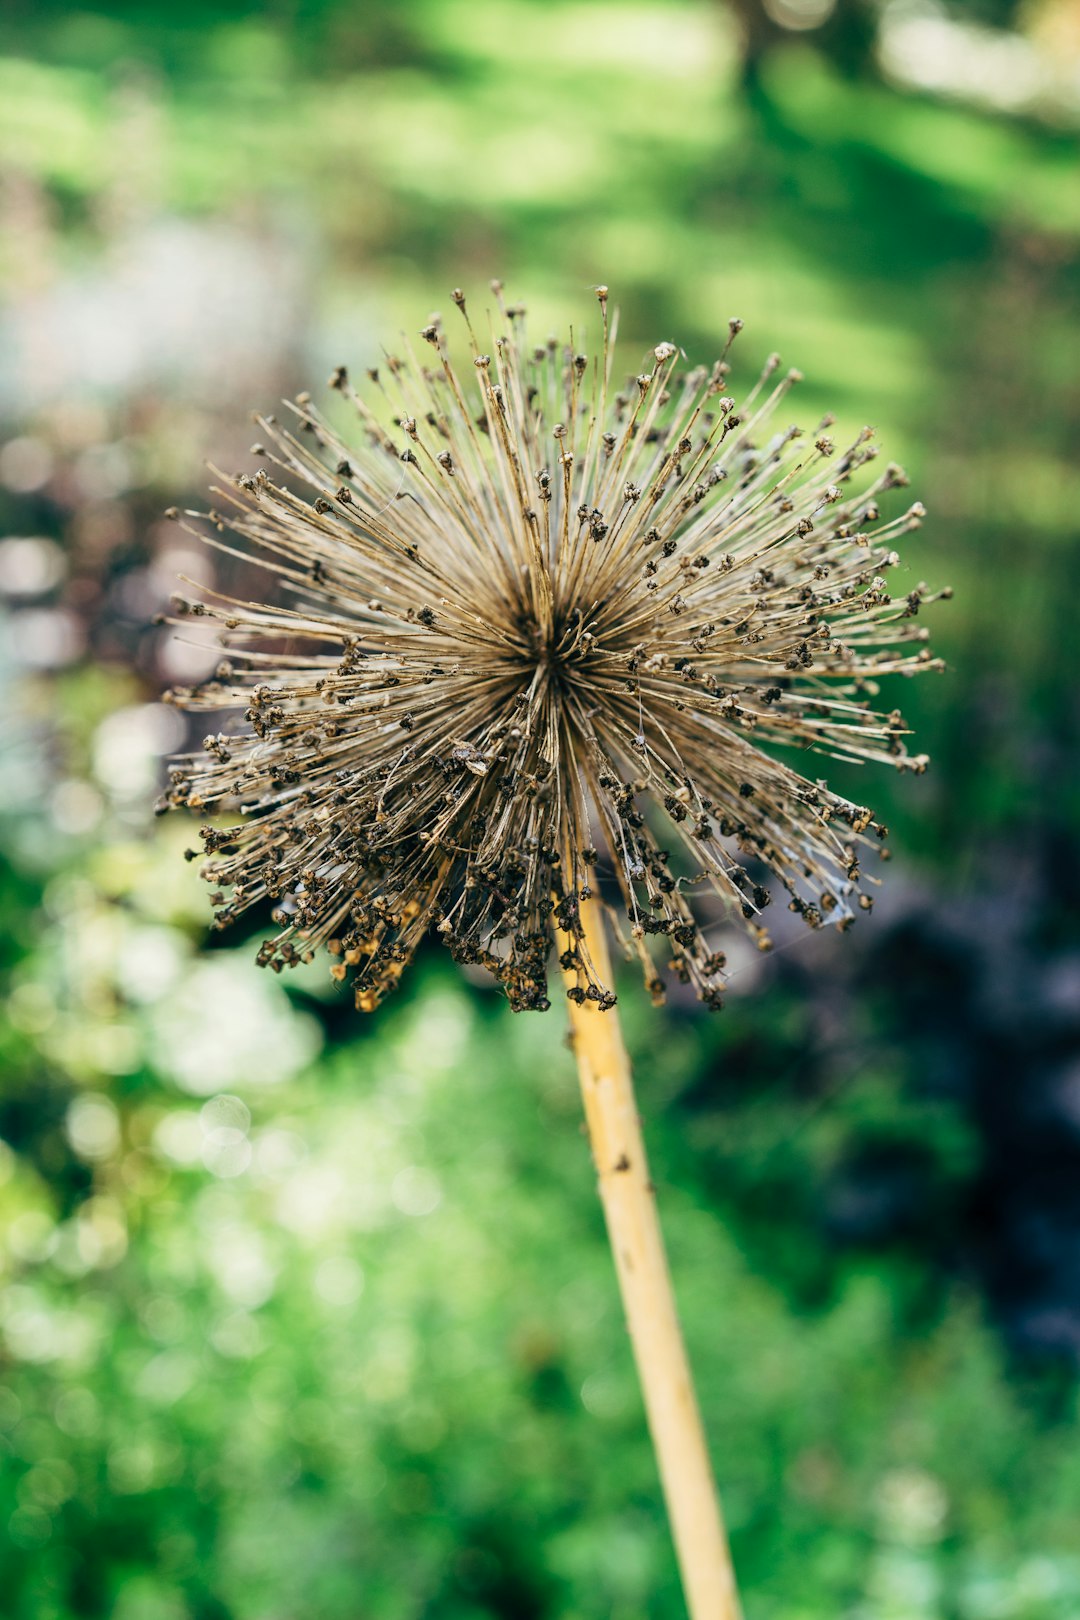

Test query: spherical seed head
[161,289,946,1014]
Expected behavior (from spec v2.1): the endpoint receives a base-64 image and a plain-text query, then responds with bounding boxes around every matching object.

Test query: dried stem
[564,897,741,1620]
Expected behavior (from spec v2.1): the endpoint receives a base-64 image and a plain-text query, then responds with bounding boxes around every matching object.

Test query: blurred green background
[2,1,1080,1615]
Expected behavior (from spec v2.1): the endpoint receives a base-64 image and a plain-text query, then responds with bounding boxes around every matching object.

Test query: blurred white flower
[65,1093,121,1162]
[149,953,321,1095]
[93,703,186,801]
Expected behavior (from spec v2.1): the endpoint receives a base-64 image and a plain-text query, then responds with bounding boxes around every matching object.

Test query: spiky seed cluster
[159,283,947,1014]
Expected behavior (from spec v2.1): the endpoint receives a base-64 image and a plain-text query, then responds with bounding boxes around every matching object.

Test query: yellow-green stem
[564,897,742,1620]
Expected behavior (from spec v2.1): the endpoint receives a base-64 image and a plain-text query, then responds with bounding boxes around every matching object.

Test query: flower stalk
[564,896,741,1620]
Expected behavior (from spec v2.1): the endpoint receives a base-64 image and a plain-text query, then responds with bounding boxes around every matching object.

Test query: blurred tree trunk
[724,0,879,87]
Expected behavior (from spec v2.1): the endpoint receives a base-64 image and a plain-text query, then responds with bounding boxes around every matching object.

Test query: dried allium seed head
[160,286,947,1014]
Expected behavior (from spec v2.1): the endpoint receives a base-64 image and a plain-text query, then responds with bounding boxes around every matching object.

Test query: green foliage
[0,821,1079,1617]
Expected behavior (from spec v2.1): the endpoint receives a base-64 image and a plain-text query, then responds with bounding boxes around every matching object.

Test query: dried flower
[159,284,947,1014]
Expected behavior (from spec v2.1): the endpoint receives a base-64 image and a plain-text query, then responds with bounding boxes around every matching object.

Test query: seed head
[159,286,946,1014]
